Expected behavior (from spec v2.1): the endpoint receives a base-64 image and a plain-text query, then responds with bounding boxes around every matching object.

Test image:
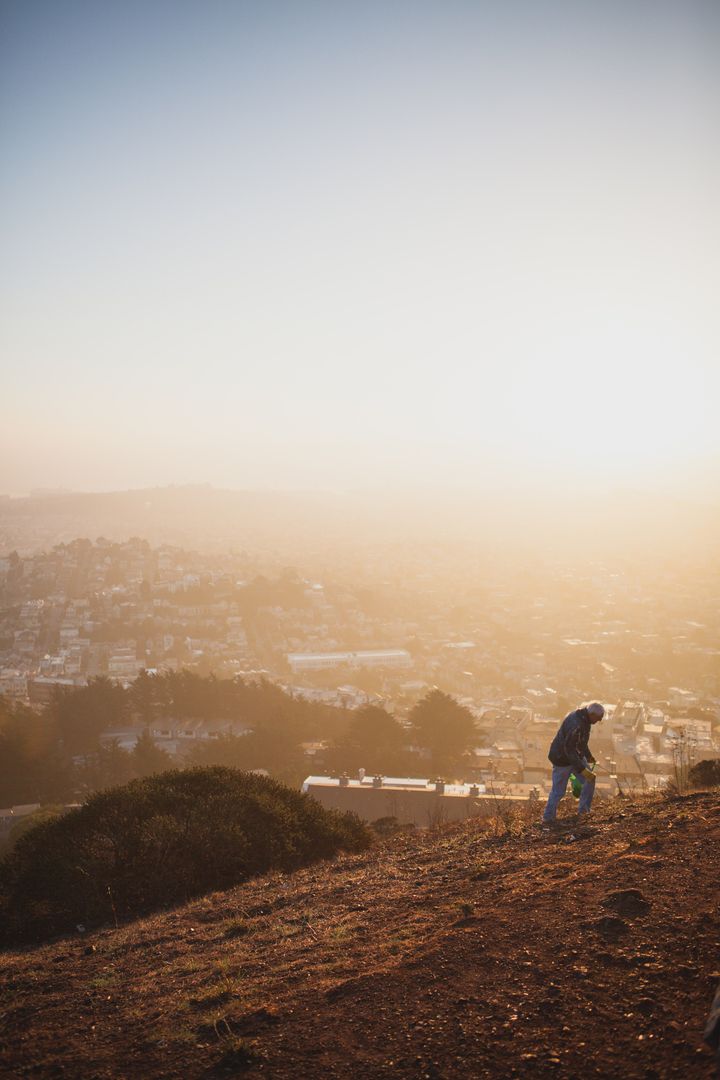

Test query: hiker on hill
[542,702,605,826]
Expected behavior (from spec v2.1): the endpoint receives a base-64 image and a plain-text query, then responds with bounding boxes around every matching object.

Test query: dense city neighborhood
[1,533,718,826]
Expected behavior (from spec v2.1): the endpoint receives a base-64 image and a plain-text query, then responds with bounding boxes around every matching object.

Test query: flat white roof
[302,776,488,797]
[289,649,410,660]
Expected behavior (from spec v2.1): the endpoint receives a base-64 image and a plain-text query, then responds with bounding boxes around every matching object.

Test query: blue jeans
[543,764,594,822]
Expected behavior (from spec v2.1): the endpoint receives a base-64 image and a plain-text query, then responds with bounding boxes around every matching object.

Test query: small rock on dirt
[601,889,651,917]
[593,915,630,940]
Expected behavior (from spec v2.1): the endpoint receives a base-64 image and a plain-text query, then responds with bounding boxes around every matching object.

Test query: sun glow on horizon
[1,2,718,500]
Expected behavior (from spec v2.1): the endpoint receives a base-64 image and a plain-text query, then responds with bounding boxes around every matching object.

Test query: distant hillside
[0,485,352,559]
[1,790,718,1078]
[2,483,719,563]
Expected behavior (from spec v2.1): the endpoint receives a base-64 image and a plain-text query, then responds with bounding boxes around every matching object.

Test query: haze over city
[2,0,718,505]
[3,5,720,1078]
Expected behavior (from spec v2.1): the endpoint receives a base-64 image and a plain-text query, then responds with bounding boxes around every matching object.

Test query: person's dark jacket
[548,708,595,773]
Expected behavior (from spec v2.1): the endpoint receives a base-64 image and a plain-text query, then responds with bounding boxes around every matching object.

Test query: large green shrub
[0,767,369,944]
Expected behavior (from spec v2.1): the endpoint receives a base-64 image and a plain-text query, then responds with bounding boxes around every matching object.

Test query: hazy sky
[2,1,718,498]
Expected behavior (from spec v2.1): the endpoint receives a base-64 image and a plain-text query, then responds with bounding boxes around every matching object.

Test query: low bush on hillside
[689,758,720,788]
[369,816,415,837]
[0,767,370,945]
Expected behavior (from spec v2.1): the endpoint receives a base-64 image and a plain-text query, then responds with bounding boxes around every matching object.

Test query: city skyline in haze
[2,1,719,501]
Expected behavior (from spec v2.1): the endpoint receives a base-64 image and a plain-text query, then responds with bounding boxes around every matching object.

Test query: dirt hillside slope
[1,791,719,1078]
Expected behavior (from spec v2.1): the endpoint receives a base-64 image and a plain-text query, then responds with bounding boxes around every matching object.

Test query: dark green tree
[185,734,255,771]
[128,669,159,725]
[131,730,172,778]
[408,689,476,775]
[50,677,127,755]
[328,705,408,774]
[185,707,306,786]
[0,700,72,805]
[77,741,135,794]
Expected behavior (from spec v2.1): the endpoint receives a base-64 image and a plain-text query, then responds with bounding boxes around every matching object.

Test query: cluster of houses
[0,539,257,699]
[465,698,718,795]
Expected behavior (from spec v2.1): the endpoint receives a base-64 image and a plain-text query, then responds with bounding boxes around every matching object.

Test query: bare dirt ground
[1,790,719,1079]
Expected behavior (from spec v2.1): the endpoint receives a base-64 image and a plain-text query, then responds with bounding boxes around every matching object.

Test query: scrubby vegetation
[0,767,370,945]
[2,790,719,1078]
[689,757,720,788]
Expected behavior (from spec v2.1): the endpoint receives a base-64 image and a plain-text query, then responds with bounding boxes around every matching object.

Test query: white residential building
[288,649,411,673]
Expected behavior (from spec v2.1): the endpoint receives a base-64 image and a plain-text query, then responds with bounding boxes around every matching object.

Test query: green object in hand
[570,764,595,797]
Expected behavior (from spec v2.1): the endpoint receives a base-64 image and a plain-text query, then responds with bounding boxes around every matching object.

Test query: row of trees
[324,691,478,776]
[0,699,173,807]
[161,689,480,783]
[0,673,480,807]
[47,670,343,755]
